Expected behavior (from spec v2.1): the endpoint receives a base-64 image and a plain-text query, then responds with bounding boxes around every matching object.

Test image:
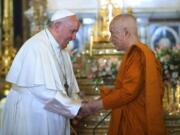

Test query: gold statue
[92,0,121,42]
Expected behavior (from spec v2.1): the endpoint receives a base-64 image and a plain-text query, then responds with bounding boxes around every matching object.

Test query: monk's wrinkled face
[109,23,128,51]
[55,16,80,49]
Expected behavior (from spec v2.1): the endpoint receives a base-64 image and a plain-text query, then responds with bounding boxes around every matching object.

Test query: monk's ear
[123,27,130,38]
[124,28,128,36]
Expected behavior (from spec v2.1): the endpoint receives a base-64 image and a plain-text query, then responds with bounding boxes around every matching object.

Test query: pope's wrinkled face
[56,16,80,49]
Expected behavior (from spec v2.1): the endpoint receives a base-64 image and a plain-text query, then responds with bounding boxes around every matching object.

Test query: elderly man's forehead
[109,22,123,31]
[66,16,80,26]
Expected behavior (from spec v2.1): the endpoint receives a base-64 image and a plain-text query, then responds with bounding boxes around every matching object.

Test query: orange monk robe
[101,44,166,135]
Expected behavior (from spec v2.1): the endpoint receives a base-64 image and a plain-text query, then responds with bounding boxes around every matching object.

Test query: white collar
[45,28,61,52]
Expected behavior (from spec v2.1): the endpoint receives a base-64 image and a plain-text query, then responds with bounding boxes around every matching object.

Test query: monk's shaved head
[110,14,138,37]
[109,14,140,51]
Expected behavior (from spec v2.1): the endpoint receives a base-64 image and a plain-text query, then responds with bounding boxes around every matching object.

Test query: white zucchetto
[51,9,75,22]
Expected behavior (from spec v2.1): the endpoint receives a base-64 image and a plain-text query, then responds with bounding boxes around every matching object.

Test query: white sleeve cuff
[44,91,81,118]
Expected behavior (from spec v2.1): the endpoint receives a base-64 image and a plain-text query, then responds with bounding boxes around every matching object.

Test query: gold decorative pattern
[0,0,16,95]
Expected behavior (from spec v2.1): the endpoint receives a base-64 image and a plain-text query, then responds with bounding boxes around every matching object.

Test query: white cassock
[1,29,81,135]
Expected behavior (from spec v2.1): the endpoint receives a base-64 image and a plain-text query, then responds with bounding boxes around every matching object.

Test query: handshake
[71,99,103,126]
[79,99,103,117]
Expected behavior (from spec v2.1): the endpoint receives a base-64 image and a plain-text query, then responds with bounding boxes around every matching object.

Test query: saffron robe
[101,43,166,135]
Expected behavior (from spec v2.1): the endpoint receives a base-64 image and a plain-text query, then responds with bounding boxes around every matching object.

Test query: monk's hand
[86,99,103,113]
[78,99,103,118]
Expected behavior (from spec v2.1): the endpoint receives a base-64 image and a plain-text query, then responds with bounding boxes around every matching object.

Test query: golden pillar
[0,0,2,54]
[0,0,16,95]
[28,0,47,35]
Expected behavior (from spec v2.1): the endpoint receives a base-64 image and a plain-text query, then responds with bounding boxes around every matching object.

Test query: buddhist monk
[80,14,166,135]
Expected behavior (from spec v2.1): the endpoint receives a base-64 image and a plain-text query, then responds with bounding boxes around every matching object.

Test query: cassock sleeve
[103,48,145,109]
[28,86,81,118]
